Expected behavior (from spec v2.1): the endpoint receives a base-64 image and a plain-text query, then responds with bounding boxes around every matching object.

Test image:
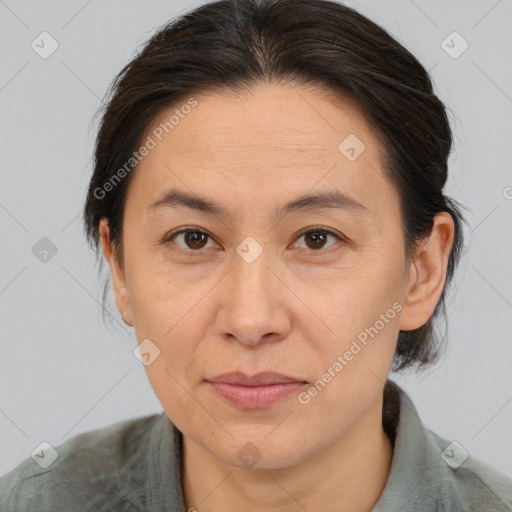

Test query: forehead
[128,83,397,218]
[150,83,376,156]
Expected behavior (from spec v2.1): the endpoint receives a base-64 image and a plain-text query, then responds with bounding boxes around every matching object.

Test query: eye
[293,227,345,252]
[163,228,217,255]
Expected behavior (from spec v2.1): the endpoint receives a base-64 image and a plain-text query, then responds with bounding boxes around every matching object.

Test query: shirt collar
[372,379,450,511]
[145,410,186,512]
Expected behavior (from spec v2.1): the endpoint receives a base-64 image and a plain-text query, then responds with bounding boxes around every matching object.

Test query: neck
[182,392,394,512]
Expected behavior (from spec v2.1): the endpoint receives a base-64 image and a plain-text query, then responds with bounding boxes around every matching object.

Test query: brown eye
[166,229,214,252]
[295,228,343,252]
[183,231,209,249]
[304,231,328,250]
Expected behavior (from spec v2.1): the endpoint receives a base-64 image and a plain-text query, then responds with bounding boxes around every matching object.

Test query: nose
[214,247,292,347]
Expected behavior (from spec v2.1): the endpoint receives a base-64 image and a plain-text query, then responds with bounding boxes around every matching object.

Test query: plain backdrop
[1,0,511,479]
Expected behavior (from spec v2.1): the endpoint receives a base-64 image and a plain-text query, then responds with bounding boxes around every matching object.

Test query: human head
[83,0,465,468]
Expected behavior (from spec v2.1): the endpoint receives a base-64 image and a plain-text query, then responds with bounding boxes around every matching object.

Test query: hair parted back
[83,0,466,374]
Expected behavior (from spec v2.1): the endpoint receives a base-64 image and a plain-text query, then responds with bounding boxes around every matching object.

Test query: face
[101,83,448,469]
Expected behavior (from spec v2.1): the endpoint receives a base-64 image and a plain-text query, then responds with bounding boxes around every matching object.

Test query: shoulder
[428,429,512,511]
[380,381,512,512]
[0,412,162,512]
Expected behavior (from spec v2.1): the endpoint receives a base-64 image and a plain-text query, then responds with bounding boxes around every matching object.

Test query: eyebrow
[147,187,369,220]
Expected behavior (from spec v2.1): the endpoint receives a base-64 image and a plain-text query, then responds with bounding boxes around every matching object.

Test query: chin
[204,428,314,471]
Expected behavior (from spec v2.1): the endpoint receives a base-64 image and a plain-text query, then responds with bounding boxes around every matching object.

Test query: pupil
[187,232,206,248]
[307,231,325,249]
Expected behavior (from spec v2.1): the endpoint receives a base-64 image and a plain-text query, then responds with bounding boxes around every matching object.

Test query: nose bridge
[216,236,290,345]
[231,236,273,304]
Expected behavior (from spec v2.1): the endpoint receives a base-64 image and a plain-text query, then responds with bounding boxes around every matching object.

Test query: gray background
[1,0,511,479]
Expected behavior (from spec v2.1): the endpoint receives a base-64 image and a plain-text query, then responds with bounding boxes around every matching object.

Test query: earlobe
[398,212,455,332]
[99,218,133,325]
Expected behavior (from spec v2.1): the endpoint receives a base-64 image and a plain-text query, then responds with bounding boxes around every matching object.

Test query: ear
[399,212,455,331]
[99,218,133,326]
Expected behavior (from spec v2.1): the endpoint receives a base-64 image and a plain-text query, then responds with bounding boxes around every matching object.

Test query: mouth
[205,371,308,409]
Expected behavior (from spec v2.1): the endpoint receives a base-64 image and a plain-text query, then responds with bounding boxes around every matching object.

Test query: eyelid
[291,226,347,253]
[293,226,346,241]
[161,227,218,255]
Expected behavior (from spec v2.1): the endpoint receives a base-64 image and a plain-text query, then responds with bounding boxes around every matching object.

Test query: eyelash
[161,226,347,258]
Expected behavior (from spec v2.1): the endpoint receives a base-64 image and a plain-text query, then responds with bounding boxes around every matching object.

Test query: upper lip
[206,371,307,386]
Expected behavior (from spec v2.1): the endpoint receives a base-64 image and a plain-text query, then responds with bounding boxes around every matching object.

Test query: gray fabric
[372,384,512,511]
[1,381,511,511]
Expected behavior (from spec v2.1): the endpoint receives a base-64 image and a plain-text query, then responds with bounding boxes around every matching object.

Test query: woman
[1,0,511,510]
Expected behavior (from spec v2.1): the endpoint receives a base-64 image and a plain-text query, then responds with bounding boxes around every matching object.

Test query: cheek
[128,287,203,413]
[128,263,202,335]
[142,355,206,440]
[317,262,400,328]
[305,269,402,379]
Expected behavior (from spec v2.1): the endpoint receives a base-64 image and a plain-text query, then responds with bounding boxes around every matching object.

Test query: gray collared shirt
[1,380,511,511]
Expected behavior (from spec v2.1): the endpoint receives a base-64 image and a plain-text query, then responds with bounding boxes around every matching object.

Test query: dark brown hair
[83,0,466,374]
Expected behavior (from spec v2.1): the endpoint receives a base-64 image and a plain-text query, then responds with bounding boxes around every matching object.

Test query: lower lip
[207,381,307,409]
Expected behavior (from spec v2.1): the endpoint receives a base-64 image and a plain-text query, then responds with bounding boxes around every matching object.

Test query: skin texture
[100,82,455,512]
